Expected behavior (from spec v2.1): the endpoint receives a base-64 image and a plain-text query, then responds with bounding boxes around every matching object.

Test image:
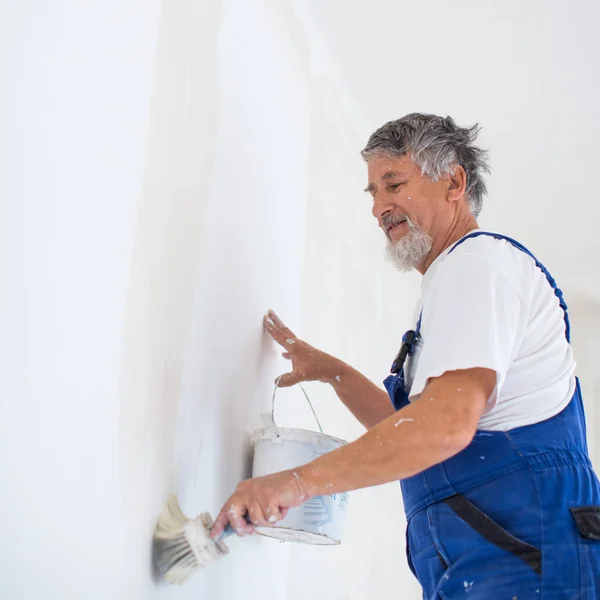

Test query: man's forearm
[327,361,396,429]
[297,368,493,497]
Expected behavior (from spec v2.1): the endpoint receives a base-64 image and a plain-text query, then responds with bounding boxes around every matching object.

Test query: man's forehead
[365,155,417,190]
[368,154,416,174]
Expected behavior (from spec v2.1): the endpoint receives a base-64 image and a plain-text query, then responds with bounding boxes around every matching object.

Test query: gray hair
[361,113,490,217]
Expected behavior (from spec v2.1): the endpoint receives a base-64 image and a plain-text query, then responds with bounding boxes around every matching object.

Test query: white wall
[1,1,163,597]
[2,1,598,600]
[310,0,600,466]
[2,0,376,599]
[1,0,311,597]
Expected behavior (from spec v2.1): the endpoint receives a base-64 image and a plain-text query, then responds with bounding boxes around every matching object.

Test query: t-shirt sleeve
[409,252,527,411]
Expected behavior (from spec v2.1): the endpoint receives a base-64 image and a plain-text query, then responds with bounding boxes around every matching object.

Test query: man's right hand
[263,310,341,387]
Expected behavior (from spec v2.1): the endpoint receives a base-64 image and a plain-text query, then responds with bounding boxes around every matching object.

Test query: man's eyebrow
[382,171,406,180]
[364,172,407,193]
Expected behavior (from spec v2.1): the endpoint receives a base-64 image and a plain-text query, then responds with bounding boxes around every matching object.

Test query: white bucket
[251,426,349,545]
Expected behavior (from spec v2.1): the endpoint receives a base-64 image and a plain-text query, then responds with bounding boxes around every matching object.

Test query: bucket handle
[271,377,324,434]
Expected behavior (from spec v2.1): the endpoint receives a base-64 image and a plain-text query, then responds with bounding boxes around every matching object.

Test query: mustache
[382,213,411,231]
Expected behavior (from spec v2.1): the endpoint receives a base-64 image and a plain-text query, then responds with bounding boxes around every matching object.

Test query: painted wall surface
[2,0,310,598]
[1,1,163,598]
[1,2,598,600]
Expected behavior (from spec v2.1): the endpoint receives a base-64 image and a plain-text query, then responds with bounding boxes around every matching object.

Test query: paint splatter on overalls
[384,232,600,599]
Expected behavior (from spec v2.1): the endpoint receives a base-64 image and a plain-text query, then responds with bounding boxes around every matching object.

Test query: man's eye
[389,183,402,191]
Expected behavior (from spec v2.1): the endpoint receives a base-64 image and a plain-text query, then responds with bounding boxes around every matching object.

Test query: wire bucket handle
[269,376,324,434]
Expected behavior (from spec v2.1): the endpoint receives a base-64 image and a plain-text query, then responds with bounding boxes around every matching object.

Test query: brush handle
[221,524,236,539]
[217,518,252,540]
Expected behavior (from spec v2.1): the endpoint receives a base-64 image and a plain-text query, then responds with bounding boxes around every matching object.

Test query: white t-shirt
[404,230,576,431]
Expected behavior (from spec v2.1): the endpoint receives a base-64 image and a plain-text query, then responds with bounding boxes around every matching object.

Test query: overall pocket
[405,525,417,578]
[405,509,450,598]
[570,506,600,596]
[428,471,543,599]
[570,506,600,540]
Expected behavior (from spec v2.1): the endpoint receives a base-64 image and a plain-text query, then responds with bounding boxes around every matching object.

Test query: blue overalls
[383,232,600,599]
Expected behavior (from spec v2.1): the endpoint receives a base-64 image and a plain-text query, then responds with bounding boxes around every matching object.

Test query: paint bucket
[250,384,349,545]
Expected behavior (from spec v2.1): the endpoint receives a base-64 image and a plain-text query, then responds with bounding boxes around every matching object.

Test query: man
[211,114,600,598]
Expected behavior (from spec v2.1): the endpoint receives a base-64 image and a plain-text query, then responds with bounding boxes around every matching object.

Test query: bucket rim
[250,425,347,447]
[254,525,341,545]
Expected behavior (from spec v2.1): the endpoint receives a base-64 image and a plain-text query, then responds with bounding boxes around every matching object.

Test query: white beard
[385,221,433,272]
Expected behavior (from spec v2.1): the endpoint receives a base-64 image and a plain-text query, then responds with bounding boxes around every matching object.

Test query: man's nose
[372,192,394,222]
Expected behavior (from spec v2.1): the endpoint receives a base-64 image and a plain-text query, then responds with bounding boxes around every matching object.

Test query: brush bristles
[153,495,229,585]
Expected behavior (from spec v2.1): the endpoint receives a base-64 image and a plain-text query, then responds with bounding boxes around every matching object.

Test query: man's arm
[328,361,396,429]
[211,366,495,536]
[297,366,494,496]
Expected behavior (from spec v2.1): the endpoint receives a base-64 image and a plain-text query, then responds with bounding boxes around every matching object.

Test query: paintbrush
[153,494,239,584]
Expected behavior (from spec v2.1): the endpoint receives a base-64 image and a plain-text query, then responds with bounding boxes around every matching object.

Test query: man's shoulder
[436,232,535,290]
[447,232,533,268]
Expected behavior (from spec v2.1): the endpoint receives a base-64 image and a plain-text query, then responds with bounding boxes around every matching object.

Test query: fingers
[211,483,276,540]
[264,310,297,347]
[211,501,252,539]
[268,310,295,337]
[276,371,302,387]
[264,503,285,525]
[227,505,253,535]
[210,510,229,539]
[211,473,306,540]
[263,314,287,346]
[247,503,268,527]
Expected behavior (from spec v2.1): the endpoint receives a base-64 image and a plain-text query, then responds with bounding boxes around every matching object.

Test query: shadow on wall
[568,292,600,464]
[200,320,279,504]
[116,0,222,586]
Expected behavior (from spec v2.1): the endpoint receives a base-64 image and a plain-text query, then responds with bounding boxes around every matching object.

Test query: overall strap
[389,231,570,375]
[447,231,571,342]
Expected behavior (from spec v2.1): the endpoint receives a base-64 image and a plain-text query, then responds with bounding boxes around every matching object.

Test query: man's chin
[385,233,432,272]
[386,241,416,272]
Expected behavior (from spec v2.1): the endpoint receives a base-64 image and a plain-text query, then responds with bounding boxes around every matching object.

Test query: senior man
[212,114,600,598]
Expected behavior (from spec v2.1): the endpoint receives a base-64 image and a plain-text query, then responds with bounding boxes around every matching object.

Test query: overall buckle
[390,330,416,374]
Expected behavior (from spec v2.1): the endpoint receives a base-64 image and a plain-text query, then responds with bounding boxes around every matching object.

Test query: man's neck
[418,216,479,275]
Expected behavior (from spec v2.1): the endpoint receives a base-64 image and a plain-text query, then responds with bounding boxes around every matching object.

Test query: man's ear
[446,165,467,203]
